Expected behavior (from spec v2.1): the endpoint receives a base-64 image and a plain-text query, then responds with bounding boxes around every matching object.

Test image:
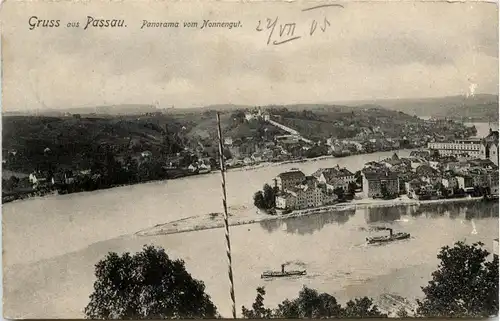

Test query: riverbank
[225,149,418,173]
[2,149,417,204]
[136,195,485,237]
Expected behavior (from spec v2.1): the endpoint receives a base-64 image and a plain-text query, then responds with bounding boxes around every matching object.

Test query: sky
[1,1,498,112]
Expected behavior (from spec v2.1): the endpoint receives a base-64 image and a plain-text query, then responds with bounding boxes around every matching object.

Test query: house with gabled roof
[312,165,355,191]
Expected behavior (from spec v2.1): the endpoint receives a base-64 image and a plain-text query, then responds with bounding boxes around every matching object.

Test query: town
[254,128,499,213]
[0,106,492,203]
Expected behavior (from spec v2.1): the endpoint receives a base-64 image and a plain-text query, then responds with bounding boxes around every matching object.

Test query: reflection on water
[366,202,499,223]
[260,209,356,235]
[365,206,405,223]
[260,202,499,234]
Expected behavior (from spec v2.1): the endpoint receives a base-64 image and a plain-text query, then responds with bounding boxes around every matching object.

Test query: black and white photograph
[1,1,499,319]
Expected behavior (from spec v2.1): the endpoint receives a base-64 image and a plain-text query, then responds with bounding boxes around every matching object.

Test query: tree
[454,187,466,197]
[333,187,344,200]
[243,286,384,319]
[396,306,410,318]
[273,287,342,318]
[84,245,218,319]
[253,191,265,209]
[439,185,450,198]
[262,184,276,209]
[342,297,387,318]
[242,287,272,319]
[348,182,357,195]
[232,110,246,124]
[416,241,499,318]
[3,176,20,191]
[274,299,300,318]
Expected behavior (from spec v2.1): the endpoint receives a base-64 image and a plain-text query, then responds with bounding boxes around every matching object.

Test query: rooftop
[277,170,306,180]
[363,170,399,180]
[314,166,354,179]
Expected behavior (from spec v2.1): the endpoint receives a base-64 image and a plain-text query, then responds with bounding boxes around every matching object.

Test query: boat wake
[471,219,478,235]
[350,242,370,249]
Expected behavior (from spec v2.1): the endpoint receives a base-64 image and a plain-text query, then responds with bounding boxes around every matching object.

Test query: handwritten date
[256,4,342,45]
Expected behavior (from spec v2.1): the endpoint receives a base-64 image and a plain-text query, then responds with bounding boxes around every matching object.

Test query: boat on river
[366,228,410,244]
[261,264,306,279]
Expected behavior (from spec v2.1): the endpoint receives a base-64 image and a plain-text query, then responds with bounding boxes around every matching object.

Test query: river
[2,148,498,318]
[466,121,498,138]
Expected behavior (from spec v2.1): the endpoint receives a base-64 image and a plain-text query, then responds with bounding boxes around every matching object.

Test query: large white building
[428,139,483,159]
[428,130,499,165]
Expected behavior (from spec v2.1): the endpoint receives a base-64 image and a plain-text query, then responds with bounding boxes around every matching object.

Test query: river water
[3,145,499,318]
[466,121,498,137]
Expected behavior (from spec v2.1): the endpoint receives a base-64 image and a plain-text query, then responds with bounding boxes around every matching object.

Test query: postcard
[1,0,499,319]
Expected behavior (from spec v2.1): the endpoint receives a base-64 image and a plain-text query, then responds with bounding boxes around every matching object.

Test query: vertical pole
[216,112,236,319]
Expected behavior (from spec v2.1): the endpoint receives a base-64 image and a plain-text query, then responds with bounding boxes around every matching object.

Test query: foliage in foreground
[416,241,499,318]
[84,245,218,319]
[242,286,387,318]
[84,240,499,319]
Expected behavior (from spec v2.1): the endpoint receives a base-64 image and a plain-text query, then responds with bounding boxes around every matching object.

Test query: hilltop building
[244,107,270,122]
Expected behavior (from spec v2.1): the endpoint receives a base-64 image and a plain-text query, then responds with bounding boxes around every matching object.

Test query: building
[415,164,442,185]
[293,176,324,209]
[275,192,297,210]
[275,175,338,210]
[442,175,459,189]
[481,142,499,166]
[362,170,400,199]
[312,165,355,191]
[405,179,424,199]
[381,153,403,169]
[275,135,300,145]
[244,107,269,122]
[455,175,474,191]
[224,137,233,146]
[28,171,54,188]
[141,150,153,158]
[409,150,431,159]
[428,139,483,159]
[486,170,499,195]
[276,170,306,191]
[410,158,427,170]
[251,153,263,163]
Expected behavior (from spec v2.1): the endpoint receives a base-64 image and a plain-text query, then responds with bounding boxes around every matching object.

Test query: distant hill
[3,104,159,117]
[202,104,252,111]
[2,103,478,173]
[4,94,497,120]
[338,94,499,121]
